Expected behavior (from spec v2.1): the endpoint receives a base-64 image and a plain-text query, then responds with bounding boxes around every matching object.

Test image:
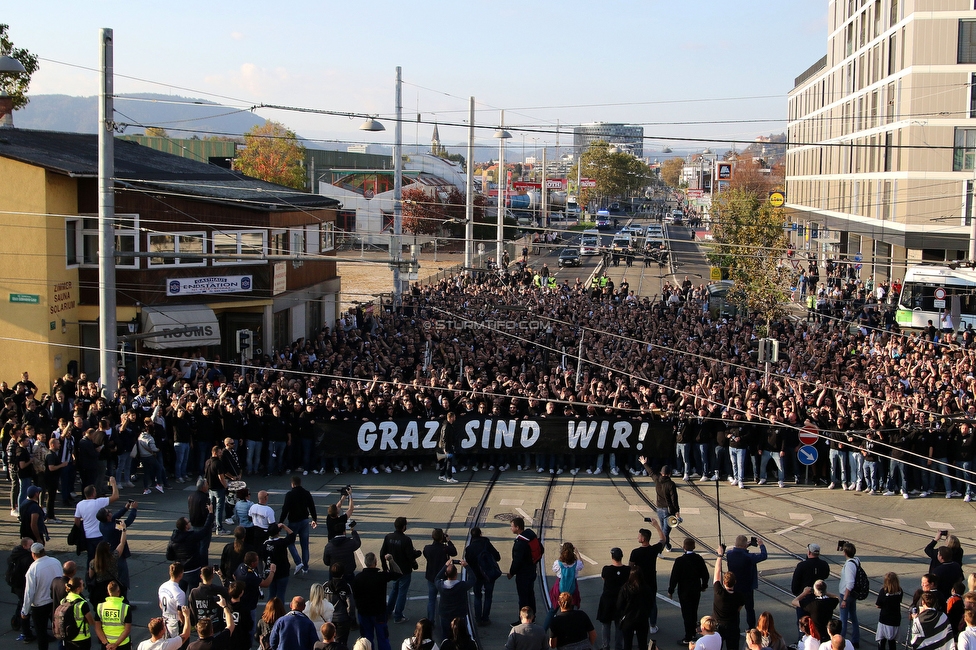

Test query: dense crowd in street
[4,255,976,650]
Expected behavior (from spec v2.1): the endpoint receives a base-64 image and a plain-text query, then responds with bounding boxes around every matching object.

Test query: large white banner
[166,275,253,296]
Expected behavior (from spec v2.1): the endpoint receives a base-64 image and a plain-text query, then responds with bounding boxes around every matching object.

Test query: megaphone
[667,515,682,528]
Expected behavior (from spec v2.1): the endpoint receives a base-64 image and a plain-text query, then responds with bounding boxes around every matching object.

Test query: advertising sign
[166,275,253,296]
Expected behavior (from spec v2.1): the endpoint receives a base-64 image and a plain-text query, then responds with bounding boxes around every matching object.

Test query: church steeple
[431,123,444,156]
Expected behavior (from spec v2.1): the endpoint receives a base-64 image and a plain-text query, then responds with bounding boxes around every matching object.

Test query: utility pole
[392,66,403,299]
[465,96,475,273]
[98,28,118,397]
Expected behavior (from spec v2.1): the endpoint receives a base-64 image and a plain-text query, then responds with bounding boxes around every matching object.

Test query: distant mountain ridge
[13,93,267,137]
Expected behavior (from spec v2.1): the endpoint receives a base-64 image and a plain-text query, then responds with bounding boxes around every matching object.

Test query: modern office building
[573,123,644,158]
[786,0,976,280]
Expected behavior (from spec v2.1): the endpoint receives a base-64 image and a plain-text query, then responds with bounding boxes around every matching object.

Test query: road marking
[388,494,412,502]
[682,508,700,515]
[430,496,455,503]
[774,526,800,535]
[833,515,858,523]
[927,521,955,531]
[577,552,598,565]
[578,574,601,582]
[629,505,648,512]
[515,508,534,525]
[882,518,906,525]
[500,499,524,506]
[564,502,586,510]
[789,513,812,521]
[743,511,767,518]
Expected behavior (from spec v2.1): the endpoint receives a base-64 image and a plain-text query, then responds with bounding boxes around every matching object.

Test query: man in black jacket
[640,456,680,551]
[170,503,214,592]
[380,517,420,624]
[7,537,34,639]
[324,524,362,580]
[187,478,213,565]
[353,552,400,650]
[280,475,318,575]
[791,543,831,623]
[507,517,541,626]
[668,537,709,644]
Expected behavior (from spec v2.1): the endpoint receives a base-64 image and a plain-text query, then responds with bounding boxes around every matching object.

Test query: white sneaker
[371,467,379,475]
[965,494,972,502]
[384,467,392,474]
[610,467,619,476]
[946,493,953,499]
[778,481,785,488]
[571,468,579,475]
[648,626,659,634]
[882,490,895,496]
[593,467,603,475]
[500,464,509,472]
[460,466,468,472]
[950,490,963,498]
[682,474,690,481]
[362,468,368,475]
[223,518,235,526]
[920,490,930,497]
[446,478,458,483]
[738,481,745,489]
[586,469,593,474]
[414,465,422,472]
[302,470,308,476]
[488,466,495,471]
[438,476,447,482]
[294,563,305,575]
[757,479,767,485]
[827,483,837,489]
[334,468,341,475]
[699,474,710,483]
[538,467,545,473]
[550,469,555,475]
[729,476,737,485]
[556,468,564,475]
[517,465,522,471]
[902,491,910,499]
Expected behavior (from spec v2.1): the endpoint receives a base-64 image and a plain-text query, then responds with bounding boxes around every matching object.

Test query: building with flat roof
[786,0,976,280]
[573,123,644,158]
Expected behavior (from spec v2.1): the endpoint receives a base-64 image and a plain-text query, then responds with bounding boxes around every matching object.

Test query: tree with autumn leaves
[234,121,306,190]
[0,24,39,111]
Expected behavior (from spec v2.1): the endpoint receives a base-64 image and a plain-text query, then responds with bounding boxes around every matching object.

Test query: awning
[140,306,221,350]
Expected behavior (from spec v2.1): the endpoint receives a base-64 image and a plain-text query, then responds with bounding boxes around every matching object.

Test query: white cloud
[230,31,244,40]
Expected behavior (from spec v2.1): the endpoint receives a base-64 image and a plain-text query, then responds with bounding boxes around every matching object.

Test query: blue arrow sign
[797,444,818,466]
[853,252,863,262]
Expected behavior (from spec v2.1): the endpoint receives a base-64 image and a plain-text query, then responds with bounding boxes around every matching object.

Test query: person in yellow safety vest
[590,277,600,290]
[599,274,609,289]
[533,273,543,288]
[63,576,96,650]
[95,580,132,650]
[547,276,557,290]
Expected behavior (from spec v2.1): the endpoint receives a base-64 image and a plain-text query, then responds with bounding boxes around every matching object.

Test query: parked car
[558,248,581,267]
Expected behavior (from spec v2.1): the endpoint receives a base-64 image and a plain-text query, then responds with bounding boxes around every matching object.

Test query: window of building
[953,127,976,171]
[890,0,898,27]
[66,215,139,268]
[213,230,266,265]
[148,232,205,267]
[290,228,305,269]
[970,73,976,118]
[320,222,335,252]
[306,225,320,255]
[270,229,288,256]
[967,180,974,227]
[959,20,976,64]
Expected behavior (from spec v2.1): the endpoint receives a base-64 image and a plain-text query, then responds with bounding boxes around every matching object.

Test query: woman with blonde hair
[307,583,335,640]
[693,616,722,650]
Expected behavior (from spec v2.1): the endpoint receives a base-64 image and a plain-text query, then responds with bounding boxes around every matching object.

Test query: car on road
[558,248,581,267]
[622,225,644,236]
[580,229,601,255]
[595,210,612,229]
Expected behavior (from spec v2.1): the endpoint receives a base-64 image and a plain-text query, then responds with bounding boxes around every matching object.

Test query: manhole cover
[494,512,517,522]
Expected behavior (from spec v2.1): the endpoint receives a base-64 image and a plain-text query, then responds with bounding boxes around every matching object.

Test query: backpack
[477,546,502,582]
[323,581,349,621]
[851,559,870,600]
[53,597,84,641]
[519,534,544,564]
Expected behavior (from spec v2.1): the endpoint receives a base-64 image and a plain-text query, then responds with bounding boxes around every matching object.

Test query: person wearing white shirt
[958,610,976,650]
[838,543,860,648]
[249,490,276,545]
[693,616,723,650]
[74,477,120,563]
[158,562,187,639]
[818,621,855,650]
[21,543,62,650]
[135,604,192,650]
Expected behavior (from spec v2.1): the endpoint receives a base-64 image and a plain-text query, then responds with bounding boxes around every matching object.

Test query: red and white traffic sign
[935,287,947,300]
[798,422,819,446]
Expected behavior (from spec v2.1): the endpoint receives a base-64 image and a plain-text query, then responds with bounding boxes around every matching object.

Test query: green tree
[0,24,39,111]
[659,157,685,189]
[234,121,306,190]
[707,187,790,329]
[144,126,168,138]
[569,141,650,207]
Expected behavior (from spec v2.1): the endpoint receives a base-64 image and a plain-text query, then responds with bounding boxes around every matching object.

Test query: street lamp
[494,113,512,267]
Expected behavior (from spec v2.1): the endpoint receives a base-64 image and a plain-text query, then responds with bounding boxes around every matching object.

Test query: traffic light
[757,338,779,364]
[236,329,251,355]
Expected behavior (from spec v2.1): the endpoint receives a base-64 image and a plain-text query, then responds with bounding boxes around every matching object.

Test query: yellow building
[0,129,341,393]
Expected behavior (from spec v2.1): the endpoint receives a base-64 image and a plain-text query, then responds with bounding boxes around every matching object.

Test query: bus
[580,229,601,255]
[895,264,976,329]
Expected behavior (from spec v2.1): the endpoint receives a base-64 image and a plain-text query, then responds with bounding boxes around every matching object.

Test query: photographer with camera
[96,500,138,590]
[726,535,767,629]
[326,486,354,542]
[324,518,361,581]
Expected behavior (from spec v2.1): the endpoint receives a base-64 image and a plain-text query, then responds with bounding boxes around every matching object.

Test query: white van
[580,229,600,255]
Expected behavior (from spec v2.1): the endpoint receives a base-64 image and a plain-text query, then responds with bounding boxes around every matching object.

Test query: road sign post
[798,423,819,446]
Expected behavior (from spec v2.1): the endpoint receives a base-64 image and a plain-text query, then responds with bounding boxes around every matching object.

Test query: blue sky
[4,1,828,156]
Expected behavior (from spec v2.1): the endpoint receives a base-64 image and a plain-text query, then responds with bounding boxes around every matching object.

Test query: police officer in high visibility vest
[95,581,131,650]
[546,276,557,291]
[63,577,96,650]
